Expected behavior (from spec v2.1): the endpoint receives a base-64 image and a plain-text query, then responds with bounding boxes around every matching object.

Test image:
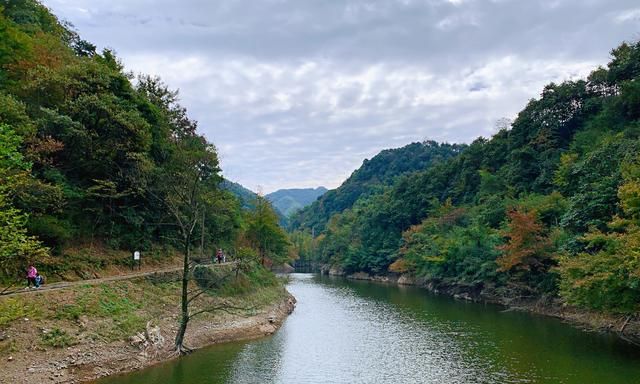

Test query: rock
[349,272,370,281]
[259,323,276,334]
[145,322,165,347]
[77,315,89,329]
[271,263,295,274]
[398,274,416,286]
[453,292,473,301]
[268,316,276,323]
[7,356,13,362]
[129,333,146,348]
[28,367,36,373]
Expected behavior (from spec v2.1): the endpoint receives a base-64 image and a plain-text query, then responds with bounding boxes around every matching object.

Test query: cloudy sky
[43,0,639,193]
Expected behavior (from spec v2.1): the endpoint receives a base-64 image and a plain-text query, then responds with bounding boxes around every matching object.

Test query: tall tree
[152,134,221,354]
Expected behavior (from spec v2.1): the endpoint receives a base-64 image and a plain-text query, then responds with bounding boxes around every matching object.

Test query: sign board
[133,251,141,261]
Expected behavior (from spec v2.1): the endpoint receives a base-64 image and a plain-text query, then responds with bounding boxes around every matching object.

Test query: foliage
[0,124,49,278]
[291,141,465,232]
[293,40,640,312]
[40,327,77,348]
[0,1,272,283]
[558,153,640,313]
[243,196,291,266]
[496,209,552,273]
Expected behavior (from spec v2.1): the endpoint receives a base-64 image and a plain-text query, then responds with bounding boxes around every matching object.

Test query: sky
[42,0,640,193]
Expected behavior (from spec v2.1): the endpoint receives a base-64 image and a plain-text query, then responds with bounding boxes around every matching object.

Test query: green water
[96,274,640,384]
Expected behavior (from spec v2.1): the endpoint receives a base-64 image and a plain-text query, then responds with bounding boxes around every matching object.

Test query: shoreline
[0,287,296,384]
[322,267,640,345]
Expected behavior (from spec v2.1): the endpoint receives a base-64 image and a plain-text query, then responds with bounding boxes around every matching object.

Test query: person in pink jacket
[26,264,38,288]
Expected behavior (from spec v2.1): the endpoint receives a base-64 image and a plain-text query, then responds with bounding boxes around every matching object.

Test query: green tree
[245,196,291,267]
[0,124,48,279]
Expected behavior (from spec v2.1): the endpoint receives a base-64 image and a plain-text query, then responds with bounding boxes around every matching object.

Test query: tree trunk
[174,312,190,354]
[175,235,191,354]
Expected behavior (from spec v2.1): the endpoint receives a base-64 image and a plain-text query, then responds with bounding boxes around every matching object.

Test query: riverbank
[0,270,296,384]
[322,266,640,345]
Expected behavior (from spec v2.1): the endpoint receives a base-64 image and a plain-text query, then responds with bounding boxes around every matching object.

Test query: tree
[244,196,291,267]
[558,154,640,313]
[496,208,552,273]
[0,124,49,279]
[152,134,222,354]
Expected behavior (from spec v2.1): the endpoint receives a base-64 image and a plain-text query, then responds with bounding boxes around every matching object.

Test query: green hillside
[290,141,465,232]
[221,179,258,209]
[0,0,291,280]
[293,41,640,314]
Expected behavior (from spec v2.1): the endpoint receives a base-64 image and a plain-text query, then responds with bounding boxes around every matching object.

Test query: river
[96,274,640,384]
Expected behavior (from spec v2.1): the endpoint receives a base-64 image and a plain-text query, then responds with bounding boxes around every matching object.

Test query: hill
[290,141,465,231]
[221,180,259,209]
[266,187,327,217]
[292,40,640,316]
[0,0,291,281]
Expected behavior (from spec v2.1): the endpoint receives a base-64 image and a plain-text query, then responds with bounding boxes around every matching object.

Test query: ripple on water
[94,273,640,384]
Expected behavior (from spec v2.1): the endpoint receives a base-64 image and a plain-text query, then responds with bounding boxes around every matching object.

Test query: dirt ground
[0,275,295,384]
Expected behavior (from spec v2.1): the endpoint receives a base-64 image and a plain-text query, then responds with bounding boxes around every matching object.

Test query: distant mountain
[266,187,328,217]
[220,180,258,209]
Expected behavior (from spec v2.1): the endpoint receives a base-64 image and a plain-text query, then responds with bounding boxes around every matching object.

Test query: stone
[7,356,13,362]
[397,274,416,286]
[129,333,146,348]
[145,322,165,347]
[259,323,276,334]
[77,315,89,329]
[349,272,371,280]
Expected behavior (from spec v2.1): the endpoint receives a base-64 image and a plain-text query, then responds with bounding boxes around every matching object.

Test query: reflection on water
[96,274,640,384]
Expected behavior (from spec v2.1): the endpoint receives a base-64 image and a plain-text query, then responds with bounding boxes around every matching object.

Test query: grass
[0,298,42,327]
[41,328,77,348]
[0,265,288,350]
[54,283,147,341]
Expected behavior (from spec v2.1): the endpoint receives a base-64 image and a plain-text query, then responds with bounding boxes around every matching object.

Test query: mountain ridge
[266,187,328,217]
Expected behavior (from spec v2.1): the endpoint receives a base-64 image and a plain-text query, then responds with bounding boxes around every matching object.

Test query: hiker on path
[26,264,38,289]
[216,249,223,264]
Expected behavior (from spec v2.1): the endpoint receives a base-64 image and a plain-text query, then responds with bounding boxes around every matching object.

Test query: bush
[41,328,76,348]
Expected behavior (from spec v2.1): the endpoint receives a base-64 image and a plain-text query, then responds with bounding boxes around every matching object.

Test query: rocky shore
[0,287,295,384]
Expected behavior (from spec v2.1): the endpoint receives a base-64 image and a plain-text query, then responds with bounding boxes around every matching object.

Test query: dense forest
[292,41,640,314]
[0,0,290,282]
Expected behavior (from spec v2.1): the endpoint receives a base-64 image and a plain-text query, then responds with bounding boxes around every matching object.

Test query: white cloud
[42,0,639,193]
[614,8,640,23]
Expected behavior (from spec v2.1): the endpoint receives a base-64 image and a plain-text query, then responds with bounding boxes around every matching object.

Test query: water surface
[96,274,640,384]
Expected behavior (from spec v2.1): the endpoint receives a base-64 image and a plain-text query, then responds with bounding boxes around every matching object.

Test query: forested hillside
[291,141,465,232]
[221,179,258,209]
[266,187,327,217]
[0,0,290,281]
[293,41,640,314]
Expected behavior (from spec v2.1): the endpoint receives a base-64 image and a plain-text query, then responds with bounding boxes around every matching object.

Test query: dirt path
[0,262,234,297]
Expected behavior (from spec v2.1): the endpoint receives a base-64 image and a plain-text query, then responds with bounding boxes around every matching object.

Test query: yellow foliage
[388,258,410,273]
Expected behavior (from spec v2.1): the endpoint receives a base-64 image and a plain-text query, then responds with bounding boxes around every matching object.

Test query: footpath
[1,262,234,297]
